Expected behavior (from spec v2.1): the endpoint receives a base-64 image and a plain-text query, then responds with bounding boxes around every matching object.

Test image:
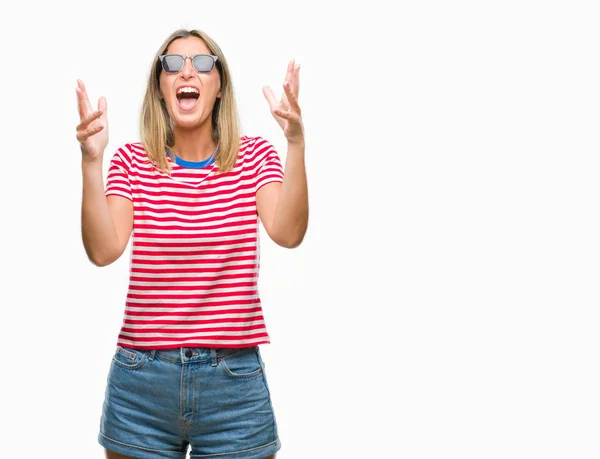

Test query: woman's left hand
[263,59,304,144]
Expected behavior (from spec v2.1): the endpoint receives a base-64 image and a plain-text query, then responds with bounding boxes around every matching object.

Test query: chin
[174,117,200,126]
[172,111,205,129]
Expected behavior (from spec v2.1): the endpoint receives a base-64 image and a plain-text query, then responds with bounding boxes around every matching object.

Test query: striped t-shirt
[104,136,284,350]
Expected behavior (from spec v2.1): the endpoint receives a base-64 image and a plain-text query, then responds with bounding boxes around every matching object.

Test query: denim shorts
[98,345,281,459]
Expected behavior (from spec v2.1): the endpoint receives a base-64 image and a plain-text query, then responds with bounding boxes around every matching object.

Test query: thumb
[262,86,277,109]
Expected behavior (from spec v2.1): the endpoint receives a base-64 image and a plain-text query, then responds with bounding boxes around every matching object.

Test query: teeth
[177,87,199,95]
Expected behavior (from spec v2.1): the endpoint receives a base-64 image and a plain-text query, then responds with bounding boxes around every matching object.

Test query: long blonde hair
[140,29,241,175]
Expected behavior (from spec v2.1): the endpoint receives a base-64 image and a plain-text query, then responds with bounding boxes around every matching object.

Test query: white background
[0,0,599,458]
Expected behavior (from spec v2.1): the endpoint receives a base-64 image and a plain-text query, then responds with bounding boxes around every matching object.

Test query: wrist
[81,157,103,170]
[287,137,305,148]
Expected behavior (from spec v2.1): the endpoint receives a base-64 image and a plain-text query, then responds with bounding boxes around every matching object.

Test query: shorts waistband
[147,346,257,366]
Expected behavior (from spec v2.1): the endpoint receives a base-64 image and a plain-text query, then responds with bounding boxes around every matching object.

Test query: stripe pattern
[105,136,284,349]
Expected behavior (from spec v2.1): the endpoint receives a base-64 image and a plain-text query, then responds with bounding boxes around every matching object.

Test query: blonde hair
[140,29,241,175]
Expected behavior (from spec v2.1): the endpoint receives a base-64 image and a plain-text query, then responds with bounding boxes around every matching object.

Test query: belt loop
[210,348,218,367]
[148,350,156,361]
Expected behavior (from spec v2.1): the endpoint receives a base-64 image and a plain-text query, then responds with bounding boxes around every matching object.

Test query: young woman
[77,28,308,459]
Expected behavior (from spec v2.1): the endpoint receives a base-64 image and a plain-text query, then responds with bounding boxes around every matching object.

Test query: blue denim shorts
[98,345,281,459]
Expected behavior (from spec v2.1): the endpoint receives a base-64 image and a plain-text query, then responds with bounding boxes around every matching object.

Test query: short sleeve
[105,146,132,201]
[253,137,284,193]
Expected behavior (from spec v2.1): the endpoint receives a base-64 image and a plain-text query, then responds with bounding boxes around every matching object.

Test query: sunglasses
[158,54,219,74]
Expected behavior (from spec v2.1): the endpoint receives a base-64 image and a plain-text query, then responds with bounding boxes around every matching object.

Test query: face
[159,36,222,130]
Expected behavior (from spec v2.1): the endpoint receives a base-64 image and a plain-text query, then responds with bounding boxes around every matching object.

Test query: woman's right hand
[76,79,108,163]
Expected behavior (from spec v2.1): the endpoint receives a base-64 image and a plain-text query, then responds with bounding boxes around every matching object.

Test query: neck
[171,122,217,162]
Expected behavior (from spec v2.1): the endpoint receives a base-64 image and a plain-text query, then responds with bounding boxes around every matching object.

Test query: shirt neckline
[165,144,219,169]
[174,154,215,168]
[166,152,216,169]
[157,151,217,188]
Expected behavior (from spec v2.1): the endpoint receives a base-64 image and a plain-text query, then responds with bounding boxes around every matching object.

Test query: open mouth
[176,87,200,111]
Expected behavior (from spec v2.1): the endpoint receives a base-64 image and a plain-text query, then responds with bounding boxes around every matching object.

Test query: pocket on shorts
[218,346,263,379]
[112,346,149,370]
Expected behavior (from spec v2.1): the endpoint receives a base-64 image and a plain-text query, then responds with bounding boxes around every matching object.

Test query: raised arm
[259,60,308,248]
[76,79,133,266]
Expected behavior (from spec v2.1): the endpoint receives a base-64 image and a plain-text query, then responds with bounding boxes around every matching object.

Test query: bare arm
[76,79,133,266]
[81,159,133,266]
[260,59,308,248]
[256,140,308,248]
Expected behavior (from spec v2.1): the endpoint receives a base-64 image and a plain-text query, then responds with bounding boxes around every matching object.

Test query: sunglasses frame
[158,54,219,74]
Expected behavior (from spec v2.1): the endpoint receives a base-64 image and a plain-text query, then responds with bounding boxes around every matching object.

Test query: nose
[181,56,195,78]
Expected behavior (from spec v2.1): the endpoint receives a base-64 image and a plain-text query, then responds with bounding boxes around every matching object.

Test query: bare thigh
[105,449,276,459]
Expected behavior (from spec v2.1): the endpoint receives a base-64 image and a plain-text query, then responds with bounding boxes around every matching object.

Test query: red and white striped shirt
[105,136,284,350]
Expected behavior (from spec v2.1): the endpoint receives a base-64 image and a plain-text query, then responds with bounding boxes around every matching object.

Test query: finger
[98,96,107,117]
[279,79,291,111]
[77,79,94,116]
[76,109,104,131]
[77,123,104,143]
[272,108,300,123]
[280,91,290,112]
[284,59,294,86]
[76,87,86,119]
[281,60,295,106]
[293,63,300,95]
[76,81,92,119]
[262,85,278,110]
[283,80,301,113]
[76,124,104,143]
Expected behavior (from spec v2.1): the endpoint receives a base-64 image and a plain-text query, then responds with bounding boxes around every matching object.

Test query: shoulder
[108,142,148,169]
[239,135,278,162]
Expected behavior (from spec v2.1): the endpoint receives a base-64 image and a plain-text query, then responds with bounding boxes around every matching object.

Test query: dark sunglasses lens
[162,55,184,73]
[192,55,214,72]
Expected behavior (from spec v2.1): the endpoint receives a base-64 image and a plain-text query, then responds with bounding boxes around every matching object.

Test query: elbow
[84,245,119,267]
[92,257,116,267]
[266,214,309,249]
[276,239,299,249]
[274,228,307,249]
[87,253,116,267]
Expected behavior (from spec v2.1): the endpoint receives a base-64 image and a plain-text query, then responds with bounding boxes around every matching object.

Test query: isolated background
[1,0,599,457]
